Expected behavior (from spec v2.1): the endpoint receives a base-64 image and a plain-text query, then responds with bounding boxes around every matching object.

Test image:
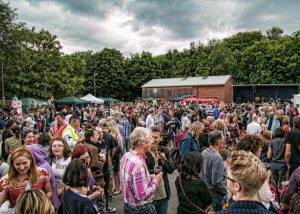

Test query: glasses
[224,175,237,183]
[225,175,242,191]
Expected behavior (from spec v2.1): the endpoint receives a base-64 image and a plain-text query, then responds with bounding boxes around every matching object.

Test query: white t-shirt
[52,157,71,188]
[247,121,262,134]
[25,117,36,128]
[146,114,154,129]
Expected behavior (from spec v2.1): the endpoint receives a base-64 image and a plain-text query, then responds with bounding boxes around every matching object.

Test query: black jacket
[146,145,175,200]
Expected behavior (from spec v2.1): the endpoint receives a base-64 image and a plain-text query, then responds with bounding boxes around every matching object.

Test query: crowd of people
[0,100,300,214]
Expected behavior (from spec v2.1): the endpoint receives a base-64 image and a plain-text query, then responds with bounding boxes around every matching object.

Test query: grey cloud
[25,0,116,18]
[235,0,300,33]
[7,0,300,55]
[124,0,209,39]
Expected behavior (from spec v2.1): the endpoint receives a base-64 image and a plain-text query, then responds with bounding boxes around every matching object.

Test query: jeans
[95,197,106,213]
[271,167,287,188]
[211,197,224,212]
[153,198,168,214]
[124,203,157,214]
[123,139,130,153]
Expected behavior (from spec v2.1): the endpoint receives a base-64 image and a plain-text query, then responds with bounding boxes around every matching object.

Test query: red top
[176,131,187,149]
[54,120,68,137]
[0,168,50,207]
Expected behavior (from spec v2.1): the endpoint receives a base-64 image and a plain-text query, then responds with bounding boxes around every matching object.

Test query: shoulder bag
[178,175,214,214]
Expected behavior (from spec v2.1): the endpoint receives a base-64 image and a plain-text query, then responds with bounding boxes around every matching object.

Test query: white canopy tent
[293,94,300,105]
[81,94,104,104]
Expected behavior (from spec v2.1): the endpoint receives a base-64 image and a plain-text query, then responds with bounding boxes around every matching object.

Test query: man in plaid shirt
[119,114,132,152]
[120,127,163,214]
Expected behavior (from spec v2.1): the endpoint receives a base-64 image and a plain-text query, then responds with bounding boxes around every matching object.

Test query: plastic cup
[154,165,162,175]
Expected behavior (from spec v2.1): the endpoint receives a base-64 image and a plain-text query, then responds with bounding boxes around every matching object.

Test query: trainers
[112,190,121,195]
[104,207,116,213]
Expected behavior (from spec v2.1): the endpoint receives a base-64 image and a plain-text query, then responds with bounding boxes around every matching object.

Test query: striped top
[120,150,157,207]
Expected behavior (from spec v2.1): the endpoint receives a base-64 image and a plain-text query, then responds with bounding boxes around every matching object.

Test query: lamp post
[94,72,96,96]
[0,34,4,102]
[1,51,4,102]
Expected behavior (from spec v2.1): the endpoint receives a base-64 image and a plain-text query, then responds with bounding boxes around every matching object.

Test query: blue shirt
[180,132,199,158]
[216,200,274,214]
[213,108,219,119]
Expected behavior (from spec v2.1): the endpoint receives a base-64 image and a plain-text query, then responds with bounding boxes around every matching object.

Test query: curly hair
[236,134,263,155]
[212,119,227,131]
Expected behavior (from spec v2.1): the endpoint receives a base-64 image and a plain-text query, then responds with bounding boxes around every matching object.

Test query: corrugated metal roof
[141,75,232,88]
[233,84,299,87]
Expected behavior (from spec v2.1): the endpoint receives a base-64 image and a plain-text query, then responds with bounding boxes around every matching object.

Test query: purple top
[87,171,97,203]
[27,144,61,208]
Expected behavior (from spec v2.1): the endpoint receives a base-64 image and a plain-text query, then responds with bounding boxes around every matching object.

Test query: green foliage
[85,48,126,99]
[1,1,300,101]
[124,51,160,100]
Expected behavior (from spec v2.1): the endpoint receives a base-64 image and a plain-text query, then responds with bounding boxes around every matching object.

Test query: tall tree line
[1,1,300,101]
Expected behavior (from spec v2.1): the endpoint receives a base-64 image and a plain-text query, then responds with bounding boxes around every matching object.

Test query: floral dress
[227,123,239,146]
[281,167,300,213]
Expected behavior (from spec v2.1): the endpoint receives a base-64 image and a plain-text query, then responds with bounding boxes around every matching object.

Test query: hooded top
[27,144,60,208]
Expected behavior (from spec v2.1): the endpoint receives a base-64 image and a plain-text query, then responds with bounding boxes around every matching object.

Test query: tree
[125,51,160,100]
[86,48,125,99]
[266,26,284,40]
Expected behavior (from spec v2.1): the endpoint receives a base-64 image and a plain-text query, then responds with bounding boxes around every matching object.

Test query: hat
[72,144,90,159]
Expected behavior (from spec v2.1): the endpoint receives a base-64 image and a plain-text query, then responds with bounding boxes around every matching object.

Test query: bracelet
[88,195,93,200]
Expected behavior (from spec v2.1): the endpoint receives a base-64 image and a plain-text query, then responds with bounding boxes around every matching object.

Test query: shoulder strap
[178,175,205,213]
[61,190,70,214]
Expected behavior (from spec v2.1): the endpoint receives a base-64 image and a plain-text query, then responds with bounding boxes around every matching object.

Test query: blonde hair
[262,130,272,141]
[107,118,120,138]
[130,127,151,149]
[9,146,38,187]
[188,121,204,138]
[229,150,267,196]
[15,189,54,214]
[206,116,215,124]
[212,119,227,131]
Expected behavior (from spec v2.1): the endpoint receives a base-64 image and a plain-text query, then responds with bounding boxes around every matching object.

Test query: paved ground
[110,170,179,214]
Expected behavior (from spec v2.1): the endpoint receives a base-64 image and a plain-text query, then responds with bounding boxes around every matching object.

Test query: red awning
[183,98,219,103]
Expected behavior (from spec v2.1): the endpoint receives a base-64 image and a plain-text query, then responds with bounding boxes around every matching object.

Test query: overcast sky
[7,0,300,56]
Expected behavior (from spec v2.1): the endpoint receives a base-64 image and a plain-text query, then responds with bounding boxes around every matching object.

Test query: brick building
[141,75,233,103]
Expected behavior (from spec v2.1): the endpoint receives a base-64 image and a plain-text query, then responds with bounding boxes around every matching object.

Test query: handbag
[178,175,214,214]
